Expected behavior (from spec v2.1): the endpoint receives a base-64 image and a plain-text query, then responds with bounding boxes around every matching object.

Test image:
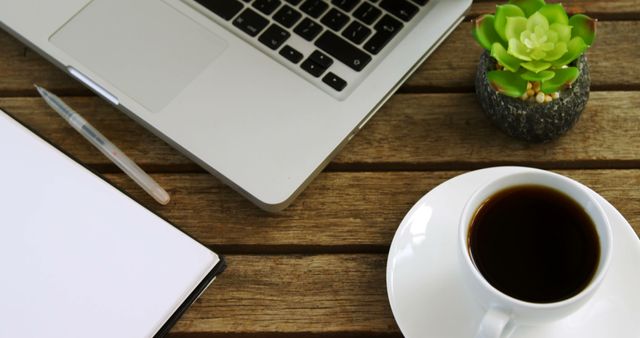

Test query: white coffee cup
[458,170,613,338]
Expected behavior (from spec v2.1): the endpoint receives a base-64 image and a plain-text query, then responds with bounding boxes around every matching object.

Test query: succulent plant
[473,0,596,99]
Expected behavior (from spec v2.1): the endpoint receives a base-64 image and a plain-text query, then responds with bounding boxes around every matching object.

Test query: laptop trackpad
[50,0,227,112]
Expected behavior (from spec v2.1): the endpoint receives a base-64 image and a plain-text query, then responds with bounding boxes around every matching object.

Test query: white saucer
[387,167,640,338]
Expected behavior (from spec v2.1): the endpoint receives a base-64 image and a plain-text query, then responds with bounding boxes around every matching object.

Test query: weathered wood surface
[0,0,638,337]
[100,170,640,250]
[2,91,639,170]
[169,254,398,337]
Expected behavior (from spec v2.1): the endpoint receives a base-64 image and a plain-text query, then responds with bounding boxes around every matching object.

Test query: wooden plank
[101,170,640,249]
[170,254,397,336]
[469,0,640,20]
[407,21,640,91]
[337,91,640,167]
[2,92,639,170]
[0,21,637,95]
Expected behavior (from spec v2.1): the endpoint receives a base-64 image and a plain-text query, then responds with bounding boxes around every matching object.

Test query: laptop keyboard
[191,0,430,97]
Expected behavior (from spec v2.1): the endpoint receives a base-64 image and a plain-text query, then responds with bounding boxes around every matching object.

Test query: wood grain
[2,91,639,171]
[0,21,637,96]
[100,170,640,250]
[169,254,399,336]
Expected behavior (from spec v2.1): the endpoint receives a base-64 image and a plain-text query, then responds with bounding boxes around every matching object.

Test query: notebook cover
[0,110,225,337]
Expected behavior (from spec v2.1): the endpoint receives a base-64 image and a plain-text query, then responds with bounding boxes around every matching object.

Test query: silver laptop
[0,0,470,211]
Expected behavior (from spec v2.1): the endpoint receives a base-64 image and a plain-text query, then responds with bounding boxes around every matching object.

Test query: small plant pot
[475,51,590,143]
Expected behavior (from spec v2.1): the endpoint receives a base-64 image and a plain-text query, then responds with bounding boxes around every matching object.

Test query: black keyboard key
[301,58,327,77]
[411,0,429,5]
[332,0,360,12]
[253,0,282,15]
[300,0,329,18]
[259,24,291,50]
[363,14,402,54]
[195,0,243,21]
[315,31,371,71]
[285,0,303,4]
[233,8,270,37]
[321,8,350,31]
[353,2,382,25]
[294,18,323,41]
[309,50,333,68]
[273,5,303,28]
[342,21,371,44]
[280,45,304,63]
[323,72,347,91]
[379,0,419,22]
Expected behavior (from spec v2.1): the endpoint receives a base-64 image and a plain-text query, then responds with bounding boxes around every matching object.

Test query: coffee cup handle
[475,307,512,338]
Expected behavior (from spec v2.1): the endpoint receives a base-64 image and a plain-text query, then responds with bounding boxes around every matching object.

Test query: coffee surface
[468,185,600,303]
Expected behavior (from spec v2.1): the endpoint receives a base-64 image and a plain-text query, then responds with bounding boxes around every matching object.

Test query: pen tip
[33,84,44,95]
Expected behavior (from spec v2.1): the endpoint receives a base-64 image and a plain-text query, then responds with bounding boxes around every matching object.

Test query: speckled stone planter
[475,51,590,143]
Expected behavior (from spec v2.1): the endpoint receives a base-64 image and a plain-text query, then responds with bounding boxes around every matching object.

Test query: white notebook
[0,109,225,338]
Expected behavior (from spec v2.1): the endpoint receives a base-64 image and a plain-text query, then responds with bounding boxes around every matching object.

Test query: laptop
[0,0,471,211]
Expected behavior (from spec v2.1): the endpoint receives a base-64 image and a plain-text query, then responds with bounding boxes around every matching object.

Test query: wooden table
[1,1,638,336]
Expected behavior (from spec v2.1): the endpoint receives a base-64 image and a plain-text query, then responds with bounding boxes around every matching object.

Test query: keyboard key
[315,31,371,71]
[321,8,350,31]
[285,0,303,4]
[301,58,327,77]
[253,0,282,15]
[300,0,329,18]
[379,0,419,22]
[195,0,243,21]
[259,24,291,50]
[294,18,323,41]
[279,45,304,63]
[363,14,402,54]
[273,5,303,28]
[322,72,347,91]
[309,50,333,68]
[331,0,360,12]
[233,8,270,37]
[342,21,371,44]
[411,0,429,5]
[353,2,382,25]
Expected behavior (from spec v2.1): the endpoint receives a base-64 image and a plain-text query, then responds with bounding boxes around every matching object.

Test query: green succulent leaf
[473,15,504,50]
[527,12,549,32]
[491,42,522,72]
[552,36,588,67]
[541,67,580,93]
[495,4,525,42]
[550,23,572,43]
[569,14,597,46]
[521,70,555,82]
[537,3,569,25]
[508,38,532,61]
[508,0,545,17]
[505,16,528,41]
[521,60,552,73]
[542,41,567,61]
[487,70,529,97]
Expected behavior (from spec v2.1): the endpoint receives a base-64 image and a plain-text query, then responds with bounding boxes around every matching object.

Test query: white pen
[35,85,170,205]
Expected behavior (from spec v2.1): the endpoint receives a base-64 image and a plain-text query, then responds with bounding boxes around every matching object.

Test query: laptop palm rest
[50,0,227,113]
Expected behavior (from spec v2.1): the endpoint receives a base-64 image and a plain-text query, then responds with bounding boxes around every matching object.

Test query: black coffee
[468,185,600,303]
